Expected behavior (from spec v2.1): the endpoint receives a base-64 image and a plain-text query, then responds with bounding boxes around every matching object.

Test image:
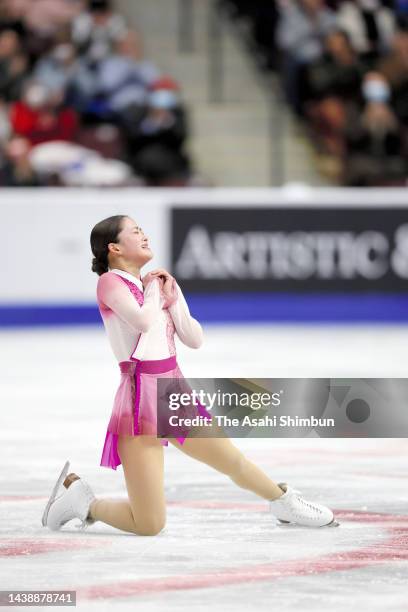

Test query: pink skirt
[100,355,212,470]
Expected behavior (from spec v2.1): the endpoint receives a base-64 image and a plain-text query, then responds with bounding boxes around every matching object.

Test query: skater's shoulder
[98,270,123,284]
[96,270,125,295]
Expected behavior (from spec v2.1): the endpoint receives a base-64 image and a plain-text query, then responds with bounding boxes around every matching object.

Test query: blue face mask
[362,80,391,103]
[149,90,179,109]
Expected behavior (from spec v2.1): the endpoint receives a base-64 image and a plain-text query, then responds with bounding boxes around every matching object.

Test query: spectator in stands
[378,28,408,124]
[0,0,27,44]
[276,0,337,112]
[1,0,83,63]
[303,30,365,105]
[92,31,159,115]
[0,28,29,101]
[276,0,337,63]
[124,76,191,186]
[10,80,79,145]
[34,42,79,98]
[221,0,407,187]
[343,71,406,185]
[337,0,396,65]
[72,0,133,63]
[0,0,196,188]
[14,0,83,38]
[68,30,159,121]
[0,135,42,186]
[0,27,20,61]
[302,29,365,156]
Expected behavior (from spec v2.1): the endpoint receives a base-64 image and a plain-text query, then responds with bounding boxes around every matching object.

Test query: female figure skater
[42,214,339,535]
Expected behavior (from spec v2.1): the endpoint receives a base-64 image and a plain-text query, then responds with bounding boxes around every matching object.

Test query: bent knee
[136,523,166,536]
[132,516,166,537]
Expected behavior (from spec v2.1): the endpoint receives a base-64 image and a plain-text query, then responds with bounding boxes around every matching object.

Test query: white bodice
[96,268,203,362]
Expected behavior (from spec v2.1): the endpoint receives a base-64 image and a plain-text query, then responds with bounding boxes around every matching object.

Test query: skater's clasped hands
[142,268,178,309]
[142,268,173,286]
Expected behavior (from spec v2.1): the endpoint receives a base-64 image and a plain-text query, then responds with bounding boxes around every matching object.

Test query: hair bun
[91,256,108,276]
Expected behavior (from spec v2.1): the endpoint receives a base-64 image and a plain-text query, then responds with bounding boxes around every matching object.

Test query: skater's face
[108,216,153,267]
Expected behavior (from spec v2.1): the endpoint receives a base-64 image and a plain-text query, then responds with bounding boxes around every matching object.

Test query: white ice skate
[269,483,340,527]
[42,461,96,531]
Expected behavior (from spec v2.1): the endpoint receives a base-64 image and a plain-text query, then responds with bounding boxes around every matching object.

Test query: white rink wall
[2,186,408,303]
[0,184,408,325]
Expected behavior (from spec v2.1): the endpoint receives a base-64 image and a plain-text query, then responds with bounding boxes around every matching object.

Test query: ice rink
[1,324,408,611]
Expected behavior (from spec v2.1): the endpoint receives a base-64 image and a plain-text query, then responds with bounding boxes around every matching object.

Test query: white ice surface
[1,324,408,612]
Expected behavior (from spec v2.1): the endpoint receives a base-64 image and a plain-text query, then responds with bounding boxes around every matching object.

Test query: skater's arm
[168,282,203,349]
[97,273,162,333]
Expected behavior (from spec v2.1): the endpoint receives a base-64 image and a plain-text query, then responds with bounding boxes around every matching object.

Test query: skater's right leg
[89,435,166,536]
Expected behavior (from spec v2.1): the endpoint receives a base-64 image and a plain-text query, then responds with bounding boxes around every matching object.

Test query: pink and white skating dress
[96,268,211,470]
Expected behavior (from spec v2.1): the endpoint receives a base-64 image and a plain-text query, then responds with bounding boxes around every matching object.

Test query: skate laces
[293,490,323,515]
[276,485,324,515]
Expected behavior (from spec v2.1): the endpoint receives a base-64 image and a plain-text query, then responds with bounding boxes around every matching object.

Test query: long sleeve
[168,282,203,349]
[97,272,162,333]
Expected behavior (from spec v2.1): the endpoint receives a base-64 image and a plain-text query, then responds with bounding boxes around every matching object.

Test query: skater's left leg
[167,425,338,527]
[168,429,283,501]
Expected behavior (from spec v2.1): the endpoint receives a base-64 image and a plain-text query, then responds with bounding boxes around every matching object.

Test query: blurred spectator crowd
[0,0,194,187]
[221,0,408,186]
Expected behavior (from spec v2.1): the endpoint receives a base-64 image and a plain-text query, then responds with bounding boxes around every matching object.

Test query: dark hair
[90,215,127,276]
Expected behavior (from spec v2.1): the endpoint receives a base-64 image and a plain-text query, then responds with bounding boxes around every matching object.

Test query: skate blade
[326,518,340,527]
[277,517,341,527]
[41,460,70,527]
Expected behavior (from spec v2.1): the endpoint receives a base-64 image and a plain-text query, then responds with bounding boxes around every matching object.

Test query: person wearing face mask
[342,72,406,185]
[337,0,396,65]
[9,80,79,146]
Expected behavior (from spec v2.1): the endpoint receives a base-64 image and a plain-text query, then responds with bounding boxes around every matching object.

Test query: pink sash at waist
[119,355,177,375]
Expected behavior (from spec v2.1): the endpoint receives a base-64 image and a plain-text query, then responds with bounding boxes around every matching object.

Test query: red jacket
[10,102,79,145]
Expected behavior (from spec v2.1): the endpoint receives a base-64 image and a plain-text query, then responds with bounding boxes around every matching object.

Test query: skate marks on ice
[1,497,408,612]
[1,327,408,611]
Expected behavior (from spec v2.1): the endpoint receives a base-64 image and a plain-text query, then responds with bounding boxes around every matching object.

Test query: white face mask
[24,84,48,108]
[362,79,391,102]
